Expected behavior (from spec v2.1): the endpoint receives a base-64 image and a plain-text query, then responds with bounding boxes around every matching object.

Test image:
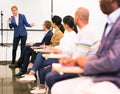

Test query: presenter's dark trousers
[12,35,27,64]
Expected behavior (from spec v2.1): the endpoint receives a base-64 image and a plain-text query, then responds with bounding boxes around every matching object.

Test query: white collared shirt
[14,14,19,26]
[105,8,120,36]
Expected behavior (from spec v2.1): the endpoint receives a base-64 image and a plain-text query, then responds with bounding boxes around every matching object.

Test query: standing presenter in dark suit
[8,6,35,67]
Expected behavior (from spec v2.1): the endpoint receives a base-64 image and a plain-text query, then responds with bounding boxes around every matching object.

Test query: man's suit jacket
[33,30,53,46]
[84,16,120,87]
[9,13,31,37]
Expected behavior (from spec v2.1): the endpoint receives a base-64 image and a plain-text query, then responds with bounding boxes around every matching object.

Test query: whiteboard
[0,0,51,30]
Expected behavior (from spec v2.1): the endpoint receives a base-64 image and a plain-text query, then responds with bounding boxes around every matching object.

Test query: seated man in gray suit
[47,0,120,94]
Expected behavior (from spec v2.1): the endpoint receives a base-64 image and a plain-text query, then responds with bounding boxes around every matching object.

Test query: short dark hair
[44,20,51,29]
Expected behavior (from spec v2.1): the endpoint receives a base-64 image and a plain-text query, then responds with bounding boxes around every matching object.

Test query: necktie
[104,23,108,33]
[97,23,108,54]
[103,23,109,38]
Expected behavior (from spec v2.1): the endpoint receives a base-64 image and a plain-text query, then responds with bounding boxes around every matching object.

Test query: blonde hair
[11,6,18,10]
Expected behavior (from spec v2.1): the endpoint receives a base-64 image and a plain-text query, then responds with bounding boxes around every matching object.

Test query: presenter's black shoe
[14,71,26,77]
[9,63,16,68]
[9,63,22,68]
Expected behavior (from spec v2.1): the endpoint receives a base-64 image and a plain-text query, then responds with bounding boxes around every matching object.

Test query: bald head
[74,7,89,28]
[76,7,89,21]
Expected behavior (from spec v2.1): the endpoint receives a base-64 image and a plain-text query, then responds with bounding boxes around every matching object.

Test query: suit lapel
[97,16,120,55]
[12,16,17,26]
[18,14,21,26]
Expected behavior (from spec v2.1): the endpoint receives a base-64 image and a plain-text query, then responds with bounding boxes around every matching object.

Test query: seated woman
[45,7,98,90]
[19,15,78,94]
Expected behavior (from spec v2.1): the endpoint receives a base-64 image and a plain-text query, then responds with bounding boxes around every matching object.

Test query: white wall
[53,0,106,39]
[0,0,107,40]
[0,0,106,43]
[0,0,51,29]
[0,0,51,44]
[0,0,107,61]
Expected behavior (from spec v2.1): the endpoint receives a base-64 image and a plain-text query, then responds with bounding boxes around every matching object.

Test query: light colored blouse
[55,30,77,56]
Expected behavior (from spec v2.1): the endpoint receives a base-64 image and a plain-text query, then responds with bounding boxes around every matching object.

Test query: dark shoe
[14,71,26,77]
[9,63,16,68]
[13,64,22,68]
[9,63,22,68]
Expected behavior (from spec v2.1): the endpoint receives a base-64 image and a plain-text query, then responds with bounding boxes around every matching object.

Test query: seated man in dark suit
[9,20,53,70]
[14,16,64,76]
